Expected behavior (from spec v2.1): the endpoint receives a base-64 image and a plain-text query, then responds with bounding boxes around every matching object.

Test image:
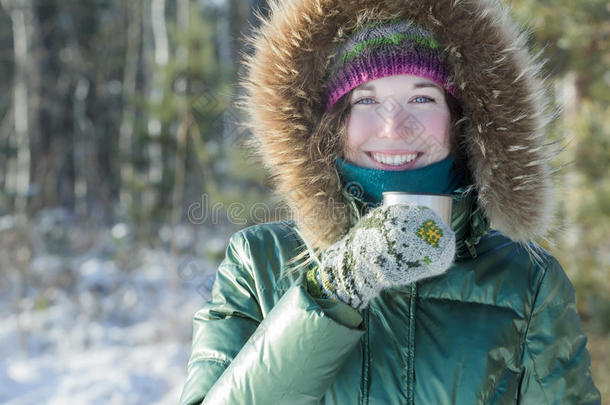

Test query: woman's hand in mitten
[309,204,455,310]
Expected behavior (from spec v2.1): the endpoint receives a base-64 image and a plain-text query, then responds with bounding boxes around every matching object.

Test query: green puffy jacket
[179,191,601,404]
[181,0,602,401]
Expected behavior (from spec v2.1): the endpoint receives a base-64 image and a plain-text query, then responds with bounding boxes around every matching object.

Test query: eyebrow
[353,81,443,92]
[413,82,443,91]
[353,84,375,91]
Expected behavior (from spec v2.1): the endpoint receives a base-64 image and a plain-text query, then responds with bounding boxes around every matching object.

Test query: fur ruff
[238,0,556,252]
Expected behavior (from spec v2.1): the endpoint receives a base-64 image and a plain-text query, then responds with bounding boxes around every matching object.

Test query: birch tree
[2,0,31,214]
[146,0,168,212]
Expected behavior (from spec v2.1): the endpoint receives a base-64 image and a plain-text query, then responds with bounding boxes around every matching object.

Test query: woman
[180,0,601,403]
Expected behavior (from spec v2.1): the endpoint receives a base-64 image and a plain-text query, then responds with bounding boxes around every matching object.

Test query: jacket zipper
[406,283,417,405]
[359,307,370,405]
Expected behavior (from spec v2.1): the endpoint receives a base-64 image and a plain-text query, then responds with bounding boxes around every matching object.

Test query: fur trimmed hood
[239,0,556,251]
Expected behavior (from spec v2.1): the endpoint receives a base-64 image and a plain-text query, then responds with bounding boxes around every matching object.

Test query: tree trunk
[4,0,32,213]
[119,0,142,210]
[27,0,77,213]
[1,0,34,353]
[170,0,190,255]
[145,0,168,214]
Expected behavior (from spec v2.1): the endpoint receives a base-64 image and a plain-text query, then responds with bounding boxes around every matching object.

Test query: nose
[377,101,413,141]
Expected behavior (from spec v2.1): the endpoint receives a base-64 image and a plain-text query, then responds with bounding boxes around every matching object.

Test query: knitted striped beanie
[325,19,456,110]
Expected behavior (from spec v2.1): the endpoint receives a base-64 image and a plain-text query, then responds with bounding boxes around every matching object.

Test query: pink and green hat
[324,19,457,110]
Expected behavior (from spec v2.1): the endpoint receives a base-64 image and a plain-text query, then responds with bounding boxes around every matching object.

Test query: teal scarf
[335,155,464,205]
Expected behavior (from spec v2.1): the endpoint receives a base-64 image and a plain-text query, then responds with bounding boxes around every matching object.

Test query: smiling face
[344,74,452,170]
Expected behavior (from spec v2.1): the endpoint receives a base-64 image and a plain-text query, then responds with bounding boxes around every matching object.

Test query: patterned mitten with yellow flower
[306,204,455,310]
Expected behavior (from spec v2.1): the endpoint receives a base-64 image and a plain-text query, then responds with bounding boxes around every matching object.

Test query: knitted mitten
[307,204,455,310]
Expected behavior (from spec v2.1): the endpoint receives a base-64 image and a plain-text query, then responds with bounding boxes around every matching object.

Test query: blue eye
[354,97,376,105]
[413,96,434,103]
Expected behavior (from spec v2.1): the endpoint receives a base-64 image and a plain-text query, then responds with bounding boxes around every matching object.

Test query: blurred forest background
[0,0,608,403]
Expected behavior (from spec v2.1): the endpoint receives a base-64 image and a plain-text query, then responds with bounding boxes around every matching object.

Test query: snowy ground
[0,210,234,404]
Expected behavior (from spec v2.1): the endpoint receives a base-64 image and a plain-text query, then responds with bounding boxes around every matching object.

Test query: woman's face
[344,74,451,170]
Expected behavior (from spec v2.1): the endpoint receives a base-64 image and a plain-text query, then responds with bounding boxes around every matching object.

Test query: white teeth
[371,152,418,166]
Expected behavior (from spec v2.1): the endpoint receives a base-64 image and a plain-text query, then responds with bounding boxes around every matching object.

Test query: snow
[0,212,233,404]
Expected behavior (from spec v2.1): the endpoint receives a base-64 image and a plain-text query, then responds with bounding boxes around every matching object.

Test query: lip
[366,151,422,171]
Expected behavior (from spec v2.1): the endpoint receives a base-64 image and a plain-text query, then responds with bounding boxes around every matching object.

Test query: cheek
[418,110,451,147]
[346,112,378,151]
